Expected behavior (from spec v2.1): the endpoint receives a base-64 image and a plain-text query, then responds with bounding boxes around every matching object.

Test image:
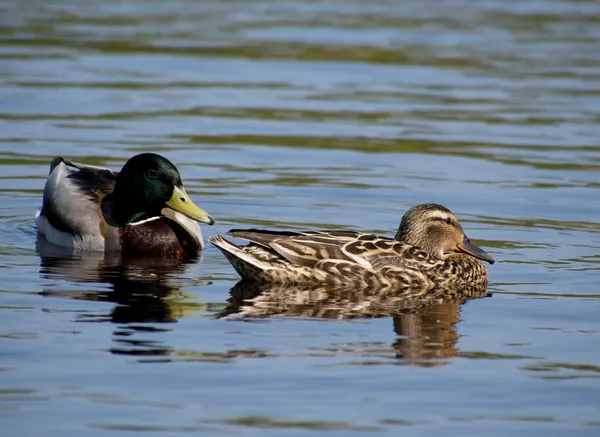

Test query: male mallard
[35,153,215,258]
[210,204,494,290]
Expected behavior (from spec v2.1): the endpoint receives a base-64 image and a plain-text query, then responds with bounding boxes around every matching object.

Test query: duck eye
[444,217,453,225]
[145,169,158,180]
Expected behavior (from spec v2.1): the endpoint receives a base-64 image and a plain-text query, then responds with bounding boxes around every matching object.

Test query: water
[1,0,600,435]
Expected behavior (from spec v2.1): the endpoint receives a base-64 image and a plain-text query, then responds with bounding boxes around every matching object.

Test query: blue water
[1,0,600,435]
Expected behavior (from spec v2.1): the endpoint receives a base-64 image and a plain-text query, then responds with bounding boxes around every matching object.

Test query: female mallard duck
[210,204,494,291]
[35,153,215,258]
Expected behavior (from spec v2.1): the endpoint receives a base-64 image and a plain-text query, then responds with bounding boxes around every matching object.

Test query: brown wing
[269,235,353,267]
[226,228,391,269]
[64,159,118,202]
[302,230,364,240]
[267,232,381,268]
[342,238,441,271]
[227,229,304,249]
[226,229,363,248]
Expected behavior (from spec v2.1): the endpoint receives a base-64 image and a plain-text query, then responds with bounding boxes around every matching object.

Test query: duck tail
[209,235,274,281]
[48,157,65,175]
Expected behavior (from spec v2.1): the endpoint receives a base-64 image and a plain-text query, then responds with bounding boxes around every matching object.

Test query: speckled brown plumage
[219,280,489,320]
[210,204,495,292]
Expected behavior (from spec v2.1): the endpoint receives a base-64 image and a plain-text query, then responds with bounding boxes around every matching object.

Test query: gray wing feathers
[42,160,113,235]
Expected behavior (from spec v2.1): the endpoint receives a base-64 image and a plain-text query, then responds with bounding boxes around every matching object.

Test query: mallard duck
[210,204,494,290]
[35,153,215,258]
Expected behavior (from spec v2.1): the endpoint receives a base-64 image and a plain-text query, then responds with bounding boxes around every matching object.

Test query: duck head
[112,153,215,226]
[395,203,494,264]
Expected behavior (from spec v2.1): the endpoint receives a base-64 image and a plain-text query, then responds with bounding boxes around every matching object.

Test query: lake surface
[1,0,600,435]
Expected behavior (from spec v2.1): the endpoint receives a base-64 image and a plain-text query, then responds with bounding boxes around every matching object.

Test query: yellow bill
[166,185,215,225]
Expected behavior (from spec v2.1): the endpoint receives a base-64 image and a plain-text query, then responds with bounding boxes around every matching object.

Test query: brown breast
[119,217,201,259]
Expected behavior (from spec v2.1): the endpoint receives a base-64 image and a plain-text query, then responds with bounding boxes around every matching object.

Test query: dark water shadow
[220,280,490,365]
[37,237,206,323]
[36,238,221,360]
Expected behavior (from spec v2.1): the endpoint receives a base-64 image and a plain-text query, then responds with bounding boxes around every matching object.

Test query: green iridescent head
[111,153,214,226]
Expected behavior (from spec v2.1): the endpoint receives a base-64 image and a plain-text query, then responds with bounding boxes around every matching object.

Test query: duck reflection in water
[37,237,205,324]
[221,280,490,365]
[37,237,215,358]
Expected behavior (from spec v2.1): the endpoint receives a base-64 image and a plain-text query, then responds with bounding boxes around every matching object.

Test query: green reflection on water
[460,351,538,360]
[213,415,382,432]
